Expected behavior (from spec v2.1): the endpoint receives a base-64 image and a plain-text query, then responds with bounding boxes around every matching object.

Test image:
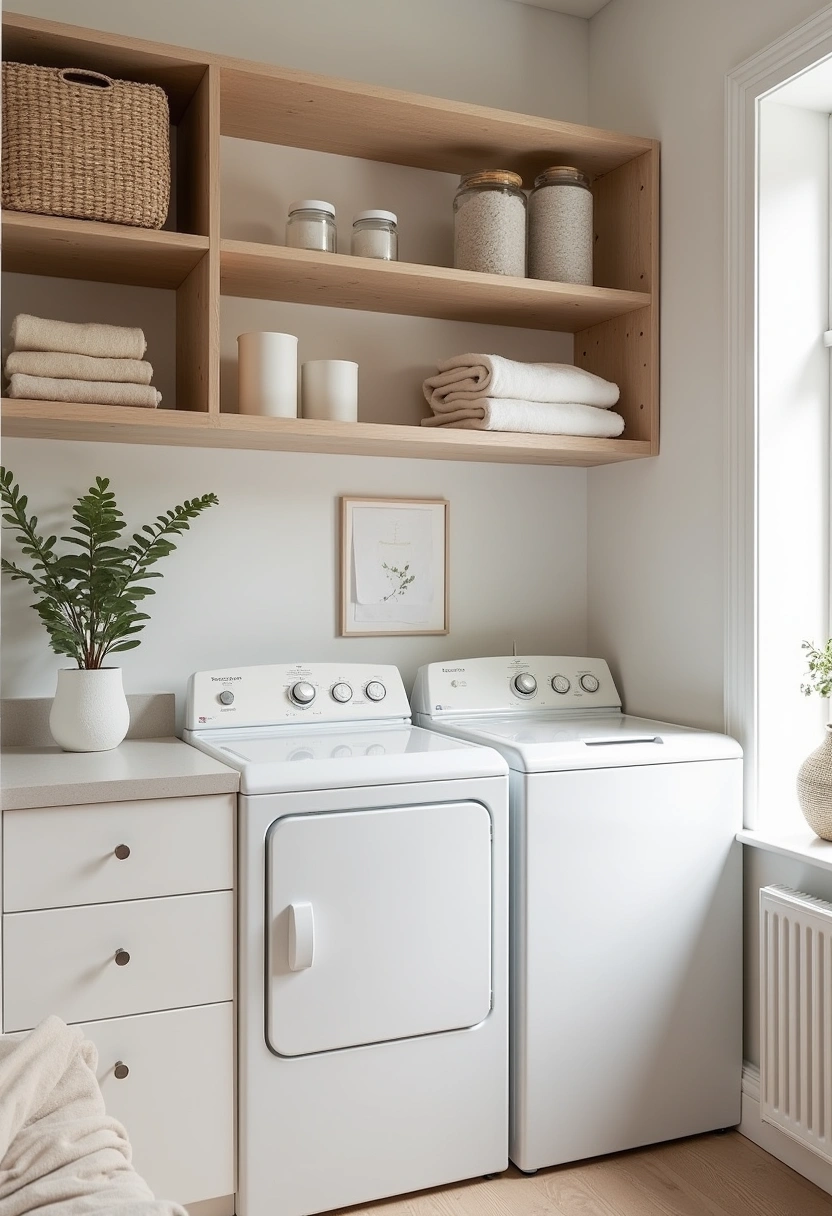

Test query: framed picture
[340,496,449,637]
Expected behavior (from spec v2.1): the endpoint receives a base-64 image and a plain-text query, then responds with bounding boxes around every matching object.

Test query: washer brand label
[442,667,465,672]
[210,675,242,682]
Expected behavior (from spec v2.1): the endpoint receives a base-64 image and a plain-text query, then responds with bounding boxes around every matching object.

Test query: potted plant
[1,468,217,752]
[798,638,832,840]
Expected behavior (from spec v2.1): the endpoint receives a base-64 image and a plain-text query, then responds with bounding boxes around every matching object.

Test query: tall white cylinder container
[49,667,130,752]
[237,332,298,417]
[301,360,359,423]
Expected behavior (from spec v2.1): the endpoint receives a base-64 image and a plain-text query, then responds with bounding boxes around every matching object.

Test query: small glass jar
[351,210,398,260]
[453,170,526,277]
[286,200,337,253]
[528,166,593,285]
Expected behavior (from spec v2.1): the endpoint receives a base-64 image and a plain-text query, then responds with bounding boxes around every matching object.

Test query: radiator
[760,885,832,1162]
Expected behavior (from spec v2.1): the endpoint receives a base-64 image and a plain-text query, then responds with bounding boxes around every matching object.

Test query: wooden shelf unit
[0,10,660,467]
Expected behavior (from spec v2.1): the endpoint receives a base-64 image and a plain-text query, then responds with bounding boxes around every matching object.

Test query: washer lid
[186,723,506,793]
[418,713,742,772]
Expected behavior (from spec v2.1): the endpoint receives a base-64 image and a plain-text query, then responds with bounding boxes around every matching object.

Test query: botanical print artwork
[352,506,434,625]
[340,497,447,636]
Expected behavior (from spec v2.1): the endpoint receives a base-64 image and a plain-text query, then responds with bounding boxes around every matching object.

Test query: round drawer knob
[115,949,131,967]
[114,844,130,860]
[114,1061,129,1080]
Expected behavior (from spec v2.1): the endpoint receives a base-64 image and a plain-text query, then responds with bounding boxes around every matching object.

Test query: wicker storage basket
[2,62,170,229]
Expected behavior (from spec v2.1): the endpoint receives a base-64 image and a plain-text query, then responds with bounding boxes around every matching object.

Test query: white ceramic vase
[797,724,832,841]
[49,667,130,753]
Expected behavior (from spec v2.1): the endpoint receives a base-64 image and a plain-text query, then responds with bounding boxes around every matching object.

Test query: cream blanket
[421,398,625,437]
[423,354,620,410]
[0,1016,186,1215]
[5,351,154,385]
[10,315,147,361]
[8,374,161,408]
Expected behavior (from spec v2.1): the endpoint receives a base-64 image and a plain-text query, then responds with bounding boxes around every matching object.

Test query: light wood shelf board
[220,241,650,332]
[2,213,209,289]
[2,12,210,120]
[220,62,654,181]
[1,401,652,467]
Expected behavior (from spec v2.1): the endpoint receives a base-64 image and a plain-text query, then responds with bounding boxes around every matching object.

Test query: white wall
[587,0,826,728]
[1,0,591,708]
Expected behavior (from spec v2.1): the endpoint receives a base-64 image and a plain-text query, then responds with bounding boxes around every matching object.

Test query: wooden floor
[333,1134,832,1216]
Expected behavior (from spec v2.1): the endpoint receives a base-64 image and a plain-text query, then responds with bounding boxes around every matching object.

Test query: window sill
[738,828,832,873]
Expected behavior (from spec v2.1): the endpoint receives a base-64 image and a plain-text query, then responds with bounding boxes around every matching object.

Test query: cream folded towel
[5,350,153,385]
[422,398,625,437]
[11,314,147,361]
[0,1015,186,1215]
[423,354,619,410]
[9,373,161,409]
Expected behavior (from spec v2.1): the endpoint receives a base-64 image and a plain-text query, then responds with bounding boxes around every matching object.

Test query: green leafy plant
[801,639,832,698]
[382,561,415,602]
[0,468,218,669]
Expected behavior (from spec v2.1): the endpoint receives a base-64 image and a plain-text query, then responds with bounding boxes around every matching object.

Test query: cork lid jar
[453,170,527,278]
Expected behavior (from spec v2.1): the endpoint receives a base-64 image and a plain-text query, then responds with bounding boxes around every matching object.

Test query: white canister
[301,360,359,423]
[49,667,130,752]
[237,332,298,417]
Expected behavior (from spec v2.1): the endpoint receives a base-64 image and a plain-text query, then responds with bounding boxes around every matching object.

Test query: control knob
[512,673,537,697]
[290,681,316,706]
[331,682,353,703]
[365,681,386,702]
[551,675,571,694]
[580,673,600,693]
[218,689,235,706]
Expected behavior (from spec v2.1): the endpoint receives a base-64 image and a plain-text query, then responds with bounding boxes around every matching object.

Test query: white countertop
[1,737,239,810]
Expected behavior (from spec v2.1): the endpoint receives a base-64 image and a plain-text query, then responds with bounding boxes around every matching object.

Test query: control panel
[185,663,411,730]
[410,656,621,718]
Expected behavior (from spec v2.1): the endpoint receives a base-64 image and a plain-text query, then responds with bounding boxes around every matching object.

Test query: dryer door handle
[288,901,315,971]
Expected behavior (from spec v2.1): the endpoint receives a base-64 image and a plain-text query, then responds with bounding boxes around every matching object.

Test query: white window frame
[726,6,832,831]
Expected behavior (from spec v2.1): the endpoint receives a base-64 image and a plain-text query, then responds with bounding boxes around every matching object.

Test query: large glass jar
[528,166,593,284]
[286,200,337,253]
[351,209,398,260]
[453,170,526,277]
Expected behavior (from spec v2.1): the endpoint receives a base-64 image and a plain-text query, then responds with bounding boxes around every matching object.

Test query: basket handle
[58,68,114,91]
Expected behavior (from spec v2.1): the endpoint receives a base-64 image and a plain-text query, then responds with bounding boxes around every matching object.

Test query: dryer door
[266,800,492,1056]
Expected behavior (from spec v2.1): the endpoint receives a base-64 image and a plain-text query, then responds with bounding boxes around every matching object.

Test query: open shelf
[220,242,650,332]
[2,213,209,289]
[1,10,660,464]
[2,401,652,467]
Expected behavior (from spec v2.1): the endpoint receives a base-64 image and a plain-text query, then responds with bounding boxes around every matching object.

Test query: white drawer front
[80,1003,235,1206]
[3,794,234,912]
[3,891,234,1032]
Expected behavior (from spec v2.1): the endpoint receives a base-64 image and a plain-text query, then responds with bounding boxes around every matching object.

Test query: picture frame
[340,496,449,637]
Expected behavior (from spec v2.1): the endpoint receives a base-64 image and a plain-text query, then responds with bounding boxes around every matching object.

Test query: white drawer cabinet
[80,1003,235,1207]
[3,890,234,1032]
[3,794,234,911]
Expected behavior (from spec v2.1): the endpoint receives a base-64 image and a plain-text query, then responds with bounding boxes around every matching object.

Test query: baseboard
[740,1063,832,1196]
[185,1197,234,1216]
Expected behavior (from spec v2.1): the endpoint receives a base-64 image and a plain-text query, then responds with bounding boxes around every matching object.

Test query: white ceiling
[509,0,613,17]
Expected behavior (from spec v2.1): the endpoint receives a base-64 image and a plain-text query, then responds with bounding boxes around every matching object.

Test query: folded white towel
[5,351,154,385]
[423,354,619,410]
[11,314,147,361]
[9,374,161,408]
[422,398,625,437]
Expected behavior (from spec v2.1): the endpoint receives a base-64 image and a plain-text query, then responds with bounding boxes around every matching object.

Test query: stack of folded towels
[5,314,161,408]
[422,353,624,437]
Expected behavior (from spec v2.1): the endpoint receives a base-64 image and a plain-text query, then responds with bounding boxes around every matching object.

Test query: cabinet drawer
[3,793,235,912]
[79,1003,235,1206]
[3,891,233,1032]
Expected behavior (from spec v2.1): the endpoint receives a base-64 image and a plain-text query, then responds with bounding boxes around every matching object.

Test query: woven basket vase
[2,62,170,229]
[797,724,832,841]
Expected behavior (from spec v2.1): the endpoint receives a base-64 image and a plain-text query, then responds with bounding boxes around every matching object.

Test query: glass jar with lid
[453,170,526,277]
[528,166,593,284]
[286,200,337,253]
[351,210,398,260]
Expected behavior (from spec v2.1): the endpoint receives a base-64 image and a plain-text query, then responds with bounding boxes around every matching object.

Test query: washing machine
[411,655,743,1172]
[184,662,509,1216]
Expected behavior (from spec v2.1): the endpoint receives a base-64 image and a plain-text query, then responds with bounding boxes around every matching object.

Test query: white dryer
[184,662,509,1216]
[411,656,743,1172]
